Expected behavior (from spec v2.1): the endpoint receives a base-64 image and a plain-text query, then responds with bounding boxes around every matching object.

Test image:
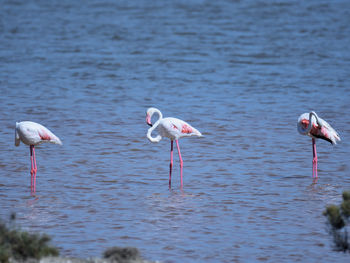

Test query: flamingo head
[146,107,162,127]
[300,119,309,130]
[146,114,152,127]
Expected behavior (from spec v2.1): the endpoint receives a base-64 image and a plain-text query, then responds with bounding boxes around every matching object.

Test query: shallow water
[1,0,350,262]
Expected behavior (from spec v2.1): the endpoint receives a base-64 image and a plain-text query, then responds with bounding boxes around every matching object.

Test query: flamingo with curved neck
[146,108,163,143]
[297,111,340,178]
[146,107,202,188]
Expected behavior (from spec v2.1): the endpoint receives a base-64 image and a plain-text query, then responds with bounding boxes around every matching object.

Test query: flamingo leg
[312,138,318,178]
[169,140,173,188]
[30,146,34,193]
[32,145,37,193]
[175,140,183,187]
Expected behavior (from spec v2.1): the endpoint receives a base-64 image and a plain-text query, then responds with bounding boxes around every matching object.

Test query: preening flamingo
[15,121,62,194]
[297,111,340,178]
[146,107,202,188]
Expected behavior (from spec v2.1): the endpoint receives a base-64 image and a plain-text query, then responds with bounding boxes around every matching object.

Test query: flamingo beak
[146,115,152,127]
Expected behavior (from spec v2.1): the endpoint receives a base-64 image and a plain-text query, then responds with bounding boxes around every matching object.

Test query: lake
[1,0,350,262]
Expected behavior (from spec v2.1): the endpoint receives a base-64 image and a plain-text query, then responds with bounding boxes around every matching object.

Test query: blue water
[1,0,350,262]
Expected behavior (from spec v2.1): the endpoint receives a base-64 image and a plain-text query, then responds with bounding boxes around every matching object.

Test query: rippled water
[1,0,350,262]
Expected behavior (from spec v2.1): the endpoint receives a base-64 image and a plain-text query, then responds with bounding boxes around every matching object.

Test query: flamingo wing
[16,121,62,146]
[161,118,202,139]
[309,118,340,145]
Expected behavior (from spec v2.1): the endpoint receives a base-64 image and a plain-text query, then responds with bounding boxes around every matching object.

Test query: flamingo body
[146,107,202,188]
[157,117,202,141]
[297,113,340,145]
[297,111,340,178]
[15,121,62,194]
[15,121,62,146]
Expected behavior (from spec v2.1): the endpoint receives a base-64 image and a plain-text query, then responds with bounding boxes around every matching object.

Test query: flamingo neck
[147,109,163,143]
[305,111,321,134]
[15,122,20,146]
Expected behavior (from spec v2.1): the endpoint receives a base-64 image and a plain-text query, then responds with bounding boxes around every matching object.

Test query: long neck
[306,111,320,133]
[15,122,20,146]
[147,109,163,143]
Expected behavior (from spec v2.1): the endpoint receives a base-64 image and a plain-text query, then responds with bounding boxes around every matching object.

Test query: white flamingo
[297,111,340,178]
[15,121,62,194]
[146,107,202,188]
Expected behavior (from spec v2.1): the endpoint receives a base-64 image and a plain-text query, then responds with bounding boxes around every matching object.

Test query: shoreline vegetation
[324,191,350,252]
[0,214,158,263]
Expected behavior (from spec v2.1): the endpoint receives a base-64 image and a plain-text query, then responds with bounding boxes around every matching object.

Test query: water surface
[1,0,350,262]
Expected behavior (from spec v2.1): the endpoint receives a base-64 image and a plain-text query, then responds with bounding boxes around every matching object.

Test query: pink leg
[32,146,37,193]
[169,140,173,188]
[312,138,318,178]
[175,140,183,187]
[30,146,34,193]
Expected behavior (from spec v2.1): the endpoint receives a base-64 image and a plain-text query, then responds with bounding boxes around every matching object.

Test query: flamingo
[146,107,202,188]
[297,111,340,178]
[15,121,62,194]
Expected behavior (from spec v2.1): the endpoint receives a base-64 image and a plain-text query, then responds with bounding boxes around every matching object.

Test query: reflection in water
[26,197,39,208]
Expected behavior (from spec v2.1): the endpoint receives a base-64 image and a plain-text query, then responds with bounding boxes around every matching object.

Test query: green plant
[0,214,59,263]
[324,191,350,252]
[103,246,141,263]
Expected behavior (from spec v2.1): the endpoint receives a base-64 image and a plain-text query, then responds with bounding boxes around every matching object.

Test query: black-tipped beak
[146,115,152,127]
